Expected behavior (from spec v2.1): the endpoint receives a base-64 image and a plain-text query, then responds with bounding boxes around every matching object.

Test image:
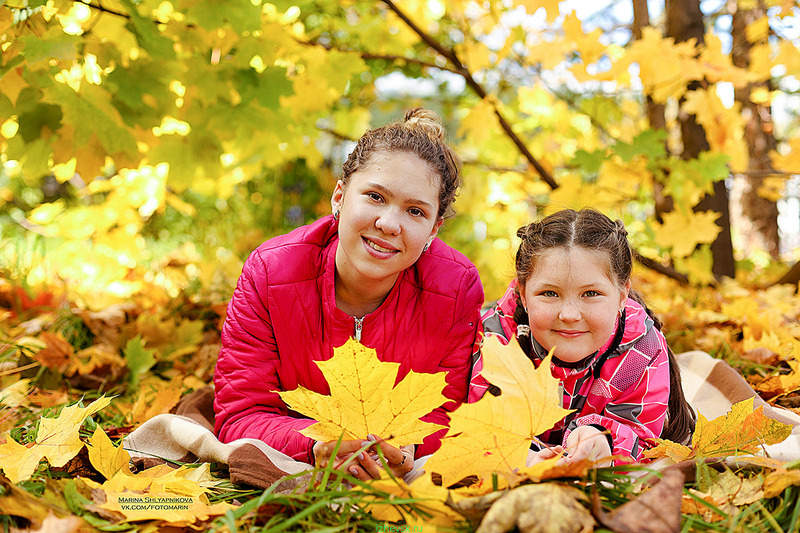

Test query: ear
[517,279,528,312]
[619,280,631,310]
[428,217,444,240]
[330,180,345,214]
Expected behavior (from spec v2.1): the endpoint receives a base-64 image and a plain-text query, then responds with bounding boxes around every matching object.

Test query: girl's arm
[564,344,671,463]
[213,251,317,464]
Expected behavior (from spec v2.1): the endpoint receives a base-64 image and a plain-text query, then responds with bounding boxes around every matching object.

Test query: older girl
[480,209,695,464]
[214,109,483,480]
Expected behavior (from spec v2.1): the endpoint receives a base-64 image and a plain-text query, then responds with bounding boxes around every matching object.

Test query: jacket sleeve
[213,251,316,464]
[564,347,670,464]
[417,265,484,457]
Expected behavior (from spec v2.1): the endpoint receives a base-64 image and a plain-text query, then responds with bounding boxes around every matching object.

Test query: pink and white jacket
[475,284,670,463]
[213,215,483,463]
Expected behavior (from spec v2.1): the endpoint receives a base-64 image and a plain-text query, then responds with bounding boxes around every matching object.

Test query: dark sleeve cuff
[588,424,613,452]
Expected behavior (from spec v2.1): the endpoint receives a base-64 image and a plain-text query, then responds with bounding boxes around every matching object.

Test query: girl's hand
[525,445,564,467]
[313,436,414,481]
[564,426,612,466]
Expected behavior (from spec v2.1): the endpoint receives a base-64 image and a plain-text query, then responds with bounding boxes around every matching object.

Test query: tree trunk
[632,0,672,221]
[731,1,780,258]
[666,0,736,279]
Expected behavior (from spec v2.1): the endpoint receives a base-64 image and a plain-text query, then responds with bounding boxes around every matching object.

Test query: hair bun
[404,107,445,140]
[614,219,628,237]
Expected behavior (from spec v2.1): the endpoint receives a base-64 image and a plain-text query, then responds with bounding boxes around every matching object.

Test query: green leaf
[570,149,605,175]
[124,335,156,386]
[613,129,667,161]
[258,67,293,109]
[17,103,62,142]
[20,28,78,64]
[120,0,176,59]
[185,0,262,33]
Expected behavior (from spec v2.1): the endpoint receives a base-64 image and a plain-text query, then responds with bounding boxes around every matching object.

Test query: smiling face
[331,150,443,303]
[519,246,630,363]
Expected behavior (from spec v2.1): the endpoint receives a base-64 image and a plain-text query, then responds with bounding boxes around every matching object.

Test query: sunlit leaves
[652,211,721,258]
[279,339,448,445]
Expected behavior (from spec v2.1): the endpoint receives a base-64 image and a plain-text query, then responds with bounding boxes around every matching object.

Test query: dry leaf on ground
[592,467,684,533]
[476,483,594,533]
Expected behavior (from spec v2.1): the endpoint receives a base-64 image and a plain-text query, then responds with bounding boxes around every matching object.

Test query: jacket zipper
[354,316,364,342]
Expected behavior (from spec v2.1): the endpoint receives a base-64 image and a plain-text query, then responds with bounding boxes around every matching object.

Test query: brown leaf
[78,303,138,348]
[476,483,595,533]
[593,467,684,533]
[34,332,73,372]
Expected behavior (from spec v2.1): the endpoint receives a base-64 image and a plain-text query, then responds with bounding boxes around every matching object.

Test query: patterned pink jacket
[475,284,670,463]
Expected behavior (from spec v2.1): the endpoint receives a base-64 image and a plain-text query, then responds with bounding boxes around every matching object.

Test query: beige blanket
[123,351,800,488]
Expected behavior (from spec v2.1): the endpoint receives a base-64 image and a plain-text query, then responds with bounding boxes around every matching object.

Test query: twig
[380,0,558,190]
[634,251,691,285]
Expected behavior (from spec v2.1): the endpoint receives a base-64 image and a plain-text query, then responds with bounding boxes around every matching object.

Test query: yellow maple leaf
[682,88,748,171]
[771,138,800,174]
[645,397,793,460]
[0,433,45,484]
[279,339,448,445]
[425,337,572,486]
[87,427,131,479]
[0,378,31,408]
[652,210,721,258]
[366,474,463,526]
[516,0,561,22]
[36,396,112,468]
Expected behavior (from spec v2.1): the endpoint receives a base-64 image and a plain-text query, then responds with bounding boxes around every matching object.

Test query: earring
[333,209,339,220]
[516,324,531,337]
[423,240,431,252]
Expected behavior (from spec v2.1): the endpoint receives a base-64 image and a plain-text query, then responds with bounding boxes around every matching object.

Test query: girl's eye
[539,290,558,297]
[408,207,425,217]
[583,290,600,297]
[366,192,383,202]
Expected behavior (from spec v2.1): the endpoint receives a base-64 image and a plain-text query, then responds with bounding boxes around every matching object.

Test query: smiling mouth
[554,330,586,337]
[363,237,398,253]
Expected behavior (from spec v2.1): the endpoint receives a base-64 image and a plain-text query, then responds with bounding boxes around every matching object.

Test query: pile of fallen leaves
[1,272,800,532]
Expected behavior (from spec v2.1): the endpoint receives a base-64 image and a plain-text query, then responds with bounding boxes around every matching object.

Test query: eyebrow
[366,182,435,210]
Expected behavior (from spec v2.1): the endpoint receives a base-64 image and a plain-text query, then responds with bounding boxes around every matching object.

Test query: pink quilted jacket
[213,215,483,463]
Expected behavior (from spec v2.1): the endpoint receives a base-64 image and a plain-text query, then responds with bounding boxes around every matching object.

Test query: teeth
[366,239,394,253]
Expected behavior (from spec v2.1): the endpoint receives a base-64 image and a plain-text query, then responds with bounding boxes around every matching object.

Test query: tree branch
[634,252,691,285]
[380,0,558,190]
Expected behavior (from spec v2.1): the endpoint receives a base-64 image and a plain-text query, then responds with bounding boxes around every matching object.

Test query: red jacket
[214,215,483,463]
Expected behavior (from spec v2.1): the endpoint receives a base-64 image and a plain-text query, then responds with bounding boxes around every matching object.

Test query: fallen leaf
[33,332,73,372]
[0,433,45,484]
[763,468,800,498]
[87,426,131,479]
[366,474,464,526]
[0,378,31,408]
[35,396,113,468]
[645,397,793,460]
[476,483,595,533]
[593,467,684,533]
[279,338,448,445]
[129,376,182,425]
[425,337,572,486]
[705,469,763,507]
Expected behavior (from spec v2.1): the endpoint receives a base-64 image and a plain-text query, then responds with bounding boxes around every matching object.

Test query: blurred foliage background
[1,0,799,311]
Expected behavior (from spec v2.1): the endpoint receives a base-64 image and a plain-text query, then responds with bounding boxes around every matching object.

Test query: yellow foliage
[425,338,571,486]
[279,339,448,445]
[771,138,800,173]
[87,427,131,479]
[682,88,748,172]
[699,34,753,87]
[645,397,793,460]
[652,210,720,258]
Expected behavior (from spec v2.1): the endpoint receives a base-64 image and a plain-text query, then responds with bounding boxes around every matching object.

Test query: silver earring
[333,210,339,220]
[423,241,431,252]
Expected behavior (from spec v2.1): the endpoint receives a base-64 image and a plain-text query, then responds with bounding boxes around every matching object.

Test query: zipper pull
[354,316,364,342]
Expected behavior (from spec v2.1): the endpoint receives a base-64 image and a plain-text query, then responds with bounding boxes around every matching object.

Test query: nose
[375,208,402,235]
[558,300,581,322]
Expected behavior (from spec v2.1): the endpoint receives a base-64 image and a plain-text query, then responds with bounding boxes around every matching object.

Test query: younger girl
[480,209,695,464]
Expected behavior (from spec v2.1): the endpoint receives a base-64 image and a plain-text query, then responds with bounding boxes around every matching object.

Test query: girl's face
[331,150,442,297]
[519,246,630,363]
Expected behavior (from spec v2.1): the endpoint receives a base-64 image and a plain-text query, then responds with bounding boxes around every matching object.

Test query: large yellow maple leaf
[644,397,793,461]
[0,396,112,483]
[278,338,448,445]
[425,336,572,486]
[652,210,721,258]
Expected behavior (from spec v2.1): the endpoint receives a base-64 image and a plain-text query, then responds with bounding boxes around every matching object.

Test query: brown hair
[512,208,696,445]
[341,108,461,218]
